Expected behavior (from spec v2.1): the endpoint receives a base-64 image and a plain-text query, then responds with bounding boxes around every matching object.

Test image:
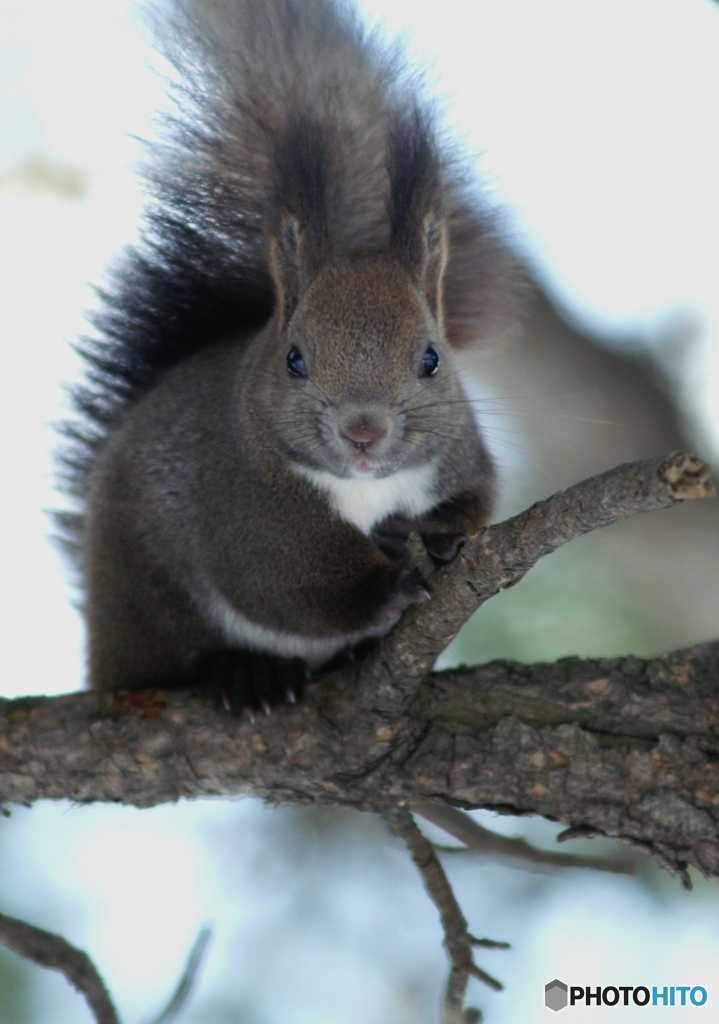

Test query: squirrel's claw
[207,651,308,717]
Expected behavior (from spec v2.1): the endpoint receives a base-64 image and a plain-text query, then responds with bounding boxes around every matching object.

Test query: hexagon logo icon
[545,979,568,1011]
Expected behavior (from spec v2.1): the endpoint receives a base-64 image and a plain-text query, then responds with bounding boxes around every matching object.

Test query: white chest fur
[292,461,439,534]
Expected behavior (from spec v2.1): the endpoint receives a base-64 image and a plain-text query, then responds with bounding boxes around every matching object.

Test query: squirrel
[57,0,511,715]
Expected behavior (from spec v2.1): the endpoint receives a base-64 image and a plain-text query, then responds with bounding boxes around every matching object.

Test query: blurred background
[1,0,718,1020]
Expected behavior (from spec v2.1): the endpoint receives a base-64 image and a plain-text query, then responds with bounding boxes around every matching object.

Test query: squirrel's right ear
[269,116,331,327]
[268,215,319,326]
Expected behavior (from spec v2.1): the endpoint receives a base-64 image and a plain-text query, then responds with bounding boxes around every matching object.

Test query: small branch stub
[658,452,714,498]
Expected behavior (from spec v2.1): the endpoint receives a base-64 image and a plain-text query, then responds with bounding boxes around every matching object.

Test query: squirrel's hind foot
[204,650,309,718]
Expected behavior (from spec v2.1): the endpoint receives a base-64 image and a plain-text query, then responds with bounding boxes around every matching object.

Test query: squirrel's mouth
[350,458,378,478]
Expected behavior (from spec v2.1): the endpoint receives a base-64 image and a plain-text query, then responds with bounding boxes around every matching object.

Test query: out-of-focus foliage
[443,529,668,669]
[0,947,34,1024]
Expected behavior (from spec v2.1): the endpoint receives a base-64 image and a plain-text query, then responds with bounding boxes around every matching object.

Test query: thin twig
[0,910,120,1024]
[383,806,507,1024]
[148,926,212,1024]
[413,802,634,875]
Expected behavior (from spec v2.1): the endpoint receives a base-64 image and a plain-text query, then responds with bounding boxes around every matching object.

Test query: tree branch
[0,911,211,1024]
[383,807,505,1024]
[412,802,634,874]
[0,454,716,889]
[0,911,119,1024]
[148,927,212,1024]
[3,640,718,883]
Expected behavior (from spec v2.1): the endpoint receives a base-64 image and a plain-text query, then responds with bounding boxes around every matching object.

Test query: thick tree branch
[0,454,716,888]
[2,644,718,884]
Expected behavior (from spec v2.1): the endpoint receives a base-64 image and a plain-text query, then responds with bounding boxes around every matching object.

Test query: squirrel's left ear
[386,105,448,325]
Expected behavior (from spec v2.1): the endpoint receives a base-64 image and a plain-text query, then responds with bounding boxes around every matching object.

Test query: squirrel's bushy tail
[58,0,513,553]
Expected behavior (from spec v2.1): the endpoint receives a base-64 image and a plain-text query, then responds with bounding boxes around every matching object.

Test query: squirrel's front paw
[373,511,469,566]
[380,565,430,625]
[204,650,308,718]
[421,531,466,564]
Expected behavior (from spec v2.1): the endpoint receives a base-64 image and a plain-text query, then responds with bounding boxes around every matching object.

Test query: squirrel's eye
[420,345,440,377]
[287,346,307,378]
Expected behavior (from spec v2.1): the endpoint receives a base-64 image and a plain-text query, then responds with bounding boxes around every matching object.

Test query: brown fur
[69,0,509,709]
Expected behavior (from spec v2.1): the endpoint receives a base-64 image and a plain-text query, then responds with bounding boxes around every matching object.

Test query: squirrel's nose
[341,415,388,450]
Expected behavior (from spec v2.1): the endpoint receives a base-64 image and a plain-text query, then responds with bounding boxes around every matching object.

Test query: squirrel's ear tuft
[268,214,308,324]
[420,212,449,324]
[269,115,332,326]
[386,104,447,323]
